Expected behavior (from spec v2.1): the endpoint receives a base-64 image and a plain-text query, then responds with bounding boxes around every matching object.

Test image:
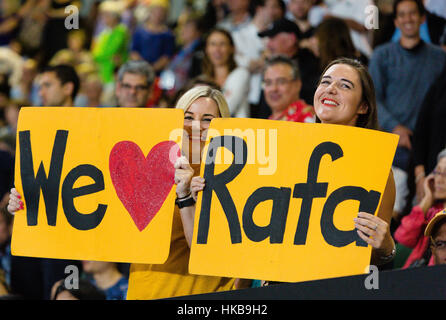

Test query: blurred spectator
[394,149,446,268]
[159,14,203,101]
[369,0,446,218]
[50,30,95,68]
[0,207,13,296]
[76,73,104,108]
[412,66,446,203]
[324,0,375,59]
[114,59,156,108]
[232,0,282,114]
[201,28,250,117]
[391,0,446,45]
[311,17,366,70]
[286,0,315,40]
[15,0,47,58]
[425,210,446,265]
[263,55,314,122]
[92,0,129,86]
[10,58,40,106]
[258,18,320,108]
[130,0,175,74]
[218,0,252,33]
[81,260,128,300]
[51,279,106,300]
[0,99,20,153]
[373,0,397,48]
[40,0,81,68]
[38,64,80,107]
[199,0,229,34]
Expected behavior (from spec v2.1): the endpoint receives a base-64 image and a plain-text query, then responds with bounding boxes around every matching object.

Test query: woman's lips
[321,98,339,107]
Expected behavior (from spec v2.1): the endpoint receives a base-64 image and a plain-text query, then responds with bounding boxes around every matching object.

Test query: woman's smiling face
[314,63,368,127]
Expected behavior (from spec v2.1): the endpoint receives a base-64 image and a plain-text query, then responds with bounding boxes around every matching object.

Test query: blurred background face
[394,0,424,39]
[38,72,71,106]
[288,0,313,20]
[263,63,301,113]
[266,32,297,56]
[205,31,233,67]
[226,0,250,13]
[433,157,446,200]
[265,0,285,21]
[116,73,150,107]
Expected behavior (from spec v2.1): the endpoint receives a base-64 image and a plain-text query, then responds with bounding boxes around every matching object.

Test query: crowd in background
[0,0,446,300]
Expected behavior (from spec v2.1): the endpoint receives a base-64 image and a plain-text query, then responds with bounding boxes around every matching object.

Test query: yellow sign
[189,118,398,283]
[12,107,183,264]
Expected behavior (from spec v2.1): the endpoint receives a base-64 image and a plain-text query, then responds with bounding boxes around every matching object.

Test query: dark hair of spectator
[41,64,80,101]
[393,0,425,19]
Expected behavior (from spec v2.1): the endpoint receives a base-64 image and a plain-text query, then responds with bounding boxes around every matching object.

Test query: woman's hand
[419,173,435,214]
[190,176,205,201]
[7,187,23,215]
[174,156,194,198]
[354,212,389,250]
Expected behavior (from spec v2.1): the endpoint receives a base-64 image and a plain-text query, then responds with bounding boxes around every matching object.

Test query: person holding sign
[125,86,239,299]
[313,58,397,265]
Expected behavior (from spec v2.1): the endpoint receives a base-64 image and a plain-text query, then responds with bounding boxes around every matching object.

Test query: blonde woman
[126,86,237,299]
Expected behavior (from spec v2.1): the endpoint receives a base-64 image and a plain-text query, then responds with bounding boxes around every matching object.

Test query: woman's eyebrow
[322,75,355,88]
[185,111,216,117]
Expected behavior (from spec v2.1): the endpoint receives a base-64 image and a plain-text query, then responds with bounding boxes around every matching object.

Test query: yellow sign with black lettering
[12,107,183,264]
[189,118,398,283]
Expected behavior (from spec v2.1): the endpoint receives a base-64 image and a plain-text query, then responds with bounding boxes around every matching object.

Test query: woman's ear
[357,101,368,115]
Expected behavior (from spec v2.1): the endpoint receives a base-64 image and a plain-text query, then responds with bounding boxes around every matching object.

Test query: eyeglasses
[120,83,149,92]
[433,170,446,178]
[262,77,295,89]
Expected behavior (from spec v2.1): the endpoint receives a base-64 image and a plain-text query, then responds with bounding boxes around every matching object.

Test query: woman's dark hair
[315,58,379,130]
[201,28,237,79]
[315,17,358,70]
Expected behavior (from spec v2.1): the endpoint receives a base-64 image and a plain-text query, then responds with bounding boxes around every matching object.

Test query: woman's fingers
[354,212,388,249]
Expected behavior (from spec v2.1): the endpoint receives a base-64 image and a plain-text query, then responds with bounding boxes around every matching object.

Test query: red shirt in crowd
[268,100,315,123]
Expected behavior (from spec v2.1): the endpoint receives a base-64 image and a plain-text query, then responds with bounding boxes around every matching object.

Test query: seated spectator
[324,0,375,59]
[200,28,250,118]
[311,17,367,70]
[394,149,446,268]
[130,0,175,74]
[217,0,252,33]
[263,55,314,122]
[257,18,320,116]
[81,261,128,300]
[159,14,203,101]
[412,66,446,203]
[51,279,106,300]
[50,30,95,68]
[286,0,315,40]
[92,0,130,85]
[0,207,13,296]
[425,209,446,265]
[10,58,40,106]
[232,0,284,116]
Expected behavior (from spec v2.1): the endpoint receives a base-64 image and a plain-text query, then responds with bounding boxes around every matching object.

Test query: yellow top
[126,205,236,300]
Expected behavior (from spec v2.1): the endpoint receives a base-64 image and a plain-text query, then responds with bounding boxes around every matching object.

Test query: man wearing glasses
[262,55,314,123]
[115,60,156,108]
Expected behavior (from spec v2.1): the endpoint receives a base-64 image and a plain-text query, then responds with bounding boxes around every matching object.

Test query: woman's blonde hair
[175,85,230,118]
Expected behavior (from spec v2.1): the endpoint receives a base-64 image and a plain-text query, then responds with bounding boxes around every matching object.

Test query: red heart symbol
[109,140,180,231]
